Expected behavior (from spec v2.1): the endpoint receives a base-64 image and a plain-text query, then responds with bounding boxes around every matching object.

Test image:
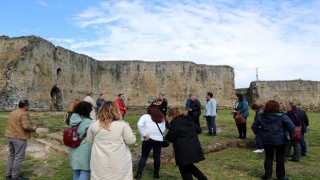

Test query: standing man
[96,93,106,112]
[186,94,201,127]
[297,107,309,156]
[285,102,301,162]
[5,100,37,180]
[152,93,168,117]
[204,92,217,136]
[114,93,127,119]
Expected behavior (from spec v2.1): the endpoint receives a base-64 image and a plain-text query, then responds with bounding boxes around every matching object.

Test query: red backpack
[63,122,87,148]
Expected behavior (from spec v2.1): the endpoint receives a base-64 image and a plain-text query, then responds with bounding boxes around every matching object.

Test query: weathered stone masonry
[249,80,320,112]
[0,36,235,111]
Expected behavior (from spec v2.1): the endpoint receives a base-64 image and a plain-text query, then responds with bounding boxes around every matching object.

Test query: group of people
[67,92,212,180]
[65,92,127,125]
[231,92,310,180]
[4,91,310,180]
[251,101,309,180]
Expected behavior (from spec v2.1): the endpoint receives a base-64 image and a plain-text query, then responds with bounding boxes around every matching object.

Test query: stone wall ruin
[249,80,320,112]
[0,35,235,111]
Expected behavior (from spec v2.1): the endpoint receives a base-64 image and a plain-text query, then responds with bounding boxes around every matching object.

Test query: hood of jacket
[261,113,285,123]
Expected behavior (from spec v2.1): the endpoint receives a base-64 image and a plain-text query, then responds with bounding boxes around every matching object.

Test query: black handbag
[155,122,170,148]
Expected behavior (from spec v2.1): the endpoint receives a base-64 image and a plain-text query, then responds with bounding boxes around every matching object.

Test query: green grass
[0,109,320,179]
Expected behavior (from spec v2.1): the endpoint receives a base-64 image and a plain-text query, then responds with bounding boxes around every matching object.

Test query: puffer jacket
[166,115,204,166]
[252,113,295,145]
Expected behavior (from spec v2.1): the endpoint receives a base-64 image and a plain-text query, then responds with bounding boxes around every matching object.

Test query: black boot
[154,173,160,179]
[212,131,217,136]
[134,172,142,180]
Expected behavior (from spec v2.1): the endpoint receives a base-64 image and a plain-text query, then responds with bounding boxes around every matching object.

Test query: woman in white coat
[87,101,136,180]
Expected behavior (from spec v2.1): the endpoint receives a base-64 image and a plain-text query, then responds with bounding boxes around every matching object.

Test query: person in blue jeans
[69,101,93,180]
[204,92,217,136]
[296,107,309,156]
[251,104,264,153]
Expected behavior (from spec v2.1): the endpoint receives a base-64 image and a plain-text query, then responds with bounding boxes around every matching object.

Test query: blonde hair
[168,107,183,119]
[68,99,80,113]
[98,101,121,130]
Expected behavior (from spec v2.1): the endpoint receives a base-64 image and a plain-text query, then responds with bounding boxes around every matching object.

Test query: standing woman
[87,101,136,180]
[252,100,295,180]
[233,93,249,139]
[166,107,207,180]
[69,101,93,180]
[65,99,80,125]
[135,105,166,179]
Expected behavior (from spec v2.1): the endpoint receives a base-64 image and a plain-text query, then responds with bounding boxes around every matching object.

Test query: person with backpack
[68,101,93,180]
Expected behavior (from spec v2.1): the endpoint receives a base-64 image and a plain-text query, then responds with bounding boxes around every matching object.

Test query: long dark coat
[166,115,205,166]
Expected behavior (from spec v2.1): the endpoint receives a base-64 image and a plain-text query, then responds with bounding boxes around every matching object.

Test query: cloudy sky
[1,0,319,88]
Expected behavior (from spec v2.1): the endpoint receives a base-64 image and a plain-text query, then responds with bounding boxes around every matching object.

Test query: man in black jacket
[285,102,301,162]
[152,93,168,116]
[296,106,309,156]
[186,94,201,127]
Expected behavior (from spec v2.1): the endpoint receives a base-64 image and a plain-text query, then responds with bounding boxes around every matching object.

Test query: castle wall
[0,36,235,111]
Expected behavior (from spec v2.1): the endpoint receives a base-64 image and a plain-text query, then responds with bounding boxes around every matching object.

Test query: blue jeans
[137,139,162,175]
[206,116,216,134]
[73,170,90,180]
[256,132,263,149]
[300,132,307,155]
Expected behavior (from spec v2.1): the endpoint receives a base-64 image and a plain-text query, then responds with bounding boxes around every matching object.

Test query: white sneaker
[253,149,264,153]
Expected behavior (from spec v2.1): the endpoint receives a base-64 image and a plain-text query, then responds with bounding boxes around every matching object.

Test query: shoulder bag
[235,111,246,124]
[155,122,170,148]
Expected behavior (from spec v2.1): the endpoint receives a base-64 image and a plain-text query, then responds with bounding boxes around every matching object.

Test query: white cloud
[51,0,320,88]
[37,1,49,7]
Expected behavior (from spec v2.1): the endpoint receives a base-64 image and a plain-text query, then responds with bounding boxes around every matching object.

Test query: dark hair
[288,102,296,109]
[99,93,104,97]
[73,101,93,119]
[189,94,194,97]
[207,92,213,98]
[147,105,164,123]
[118,93,123,97]
[263,100,280,114]
[251,104,262,110]
[18,100,29,108]
[235,93,243,101]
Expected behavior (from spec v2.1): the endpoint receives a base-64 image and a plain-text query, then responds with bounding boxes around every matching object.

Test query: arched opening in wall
[57,68,62,78]
[50,85,62,111]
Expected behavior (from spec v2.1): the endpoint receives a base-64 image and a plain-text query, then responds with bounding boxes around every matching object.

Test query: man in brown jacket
[5,100,36,180]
